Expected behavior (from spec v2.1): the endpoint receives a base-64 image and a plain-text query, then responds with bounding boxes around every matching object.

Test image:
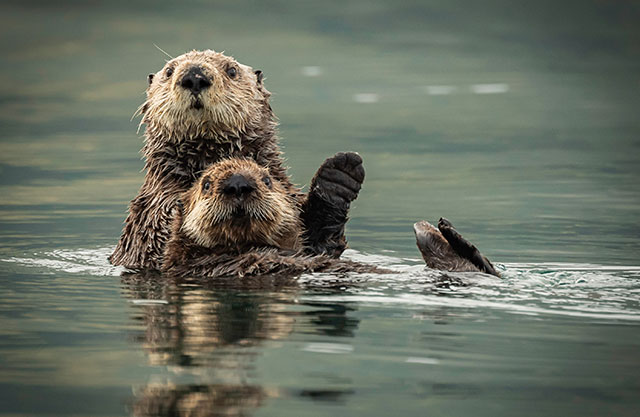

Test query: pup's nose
[222,174,255,197]
[179,66,212,95]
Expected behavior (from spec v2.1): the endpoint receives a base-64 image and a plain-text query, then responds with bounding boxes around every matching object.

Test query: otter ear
[148,73,154,85]
[254,70,264,84]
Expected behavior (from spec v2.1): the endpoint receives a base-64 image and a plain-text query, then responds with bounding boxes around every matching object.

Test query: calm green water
[1,1,640,416]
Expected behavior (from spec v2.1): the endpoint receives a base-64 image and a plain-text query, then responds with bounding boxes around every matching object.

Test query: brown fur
[161,159,387,278]
[110,50,357,271]
[413,221,478,272]
[414,220,500,276]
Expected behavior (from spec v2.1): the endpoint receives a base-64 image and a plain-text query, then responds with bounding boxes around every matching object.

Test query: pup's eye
[226,67,237,78]
[202,181,211,192]
[165,67,174,77]
[262,176,272,188]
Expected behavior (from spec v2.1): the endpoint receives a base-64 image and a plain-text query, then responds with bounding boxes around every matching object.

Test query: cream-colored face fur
[141,50,270,141]
[181,159,301,250]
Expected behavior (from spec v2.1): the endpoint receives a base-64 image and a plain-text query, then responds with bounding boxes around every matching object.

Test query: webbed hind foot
[437,218,499,277]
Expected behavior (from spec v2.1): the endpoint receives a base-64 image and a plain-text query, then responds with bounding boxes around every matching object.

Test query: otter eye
[202,180,211,192]
[262,176,272,188]
[165,67,174,77]
[226,66,238,78]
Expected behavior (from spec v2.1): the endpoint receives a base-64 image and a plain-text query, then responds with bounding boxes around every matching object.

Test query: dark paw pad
[311,152,365,208]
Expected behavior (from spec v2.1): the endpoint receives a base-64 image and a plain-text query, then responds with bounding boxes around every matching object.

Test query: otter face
[180,159,301,250]
[142,50,271,141]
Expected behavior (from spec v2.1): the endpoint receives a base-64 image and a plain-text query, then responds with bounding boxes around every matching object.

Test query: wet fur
[301,152,365,256]
[110,50,358,270]
[161,159,386,278]
[414,219,499,276]
[164,247,387,278]
[168,158,301,253]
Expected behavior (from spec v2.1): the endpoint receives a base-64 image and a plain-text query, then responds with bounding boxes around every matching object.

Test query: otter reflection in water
[122,274,359,416]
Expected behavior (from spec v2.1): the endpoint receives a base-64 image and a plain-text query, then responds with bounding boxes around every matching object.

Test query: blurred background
[0,0,639,263]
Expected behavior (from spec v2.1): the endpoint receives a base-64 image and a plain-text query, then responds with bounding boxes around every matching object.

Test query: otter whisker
[131,101,146,122]
[153,43,174,60]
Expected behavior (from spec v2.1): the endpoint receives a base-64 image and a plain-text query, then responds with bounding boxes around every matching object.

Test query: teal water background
[1,1,639,416]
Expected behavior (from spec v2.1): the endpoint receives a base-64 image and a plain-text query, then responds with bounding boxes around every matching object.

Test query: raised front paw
[310,152,365,209]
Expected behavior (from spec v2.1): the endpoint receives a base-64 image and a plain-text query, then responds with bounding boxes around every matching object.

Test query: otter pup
[110,49,364,270]
[414,219,499,276]
[162,158,384,278]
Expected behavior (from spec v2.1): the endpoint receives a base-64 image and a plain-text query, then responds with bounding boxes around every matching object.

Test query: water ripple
[3,247,639,322]
[4,246,122,276]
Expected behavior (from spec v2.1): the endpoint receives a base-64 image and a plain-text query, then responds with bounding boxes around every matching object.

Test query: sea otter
[110,49,364,271]
[161,158,498,278]
[162,158,387,277]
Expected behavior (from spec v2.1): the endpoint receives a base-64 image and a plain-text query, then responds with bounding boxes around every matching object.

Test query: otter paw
[438,217,453,230]
[438,217,475,258]
[310,152,365,209]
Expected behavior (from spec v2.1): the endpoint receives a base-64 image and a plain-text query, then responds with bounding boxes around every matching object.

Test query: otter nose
[180,66,212,95]
[222,174,255,197]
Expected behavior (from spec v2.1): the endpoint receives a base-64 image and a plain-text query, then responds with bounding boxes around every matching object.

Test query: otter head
[141,50,273,142]
[179,158,302,250]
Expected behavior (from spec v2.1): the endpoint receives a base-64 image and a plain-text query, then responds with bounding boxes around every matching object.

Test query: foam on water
[4,246,123,277]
